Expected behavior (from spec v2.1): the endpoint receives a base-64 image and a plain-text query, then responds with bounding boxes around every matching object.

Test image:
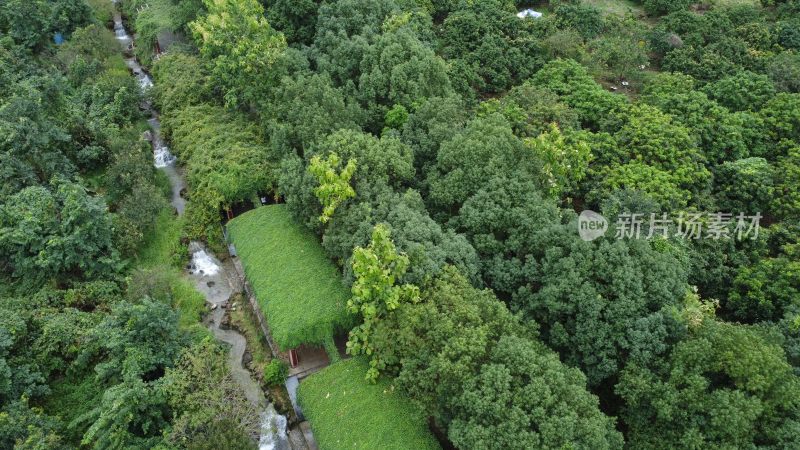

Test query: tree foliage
[439,0,544,94]
[515,226,690,386]
[0,180,118,286]
[523,123,592,199]
[163,104,274,241]
[428,114,545,214]
[357,28,452,130]
[347,224,420,381]
[190,0,287,107]
[371,267,624,449]
[163,339,260,446]
[6,0,800,447]
[618,313,800,449]
[308,152,357,224]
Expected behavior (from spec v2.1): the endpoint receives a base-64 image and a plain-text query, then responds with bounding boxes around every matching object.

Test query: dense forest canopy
[2,0,800,449]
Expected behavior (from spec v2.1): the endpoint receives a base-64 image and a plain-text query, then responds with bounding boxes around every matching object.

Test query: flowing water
[187,242,289,450]
[112,10,289,449]
[146,117,184,213]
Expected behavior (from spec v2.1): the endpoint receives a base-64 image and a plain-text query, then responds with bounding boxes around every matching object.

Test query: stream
[112,10,289,450]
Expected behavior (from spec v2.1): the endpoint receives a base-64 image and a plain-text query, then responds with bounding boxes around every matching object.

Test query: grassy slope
[585,0,759,18]
[586,0,644,16]
[135,209,206,331]
[43,210,206,445]
[711,0,759,6]
[227,205,353,350]
[298,358,441,450]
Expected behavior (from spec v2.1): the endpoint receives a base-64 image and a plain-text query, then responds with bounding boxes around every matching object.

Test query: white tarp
[517,9,543,19]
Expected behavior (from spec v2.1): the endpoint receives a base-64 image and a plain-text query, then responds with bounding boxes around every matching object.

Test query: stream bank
[112,8,295,450]
[227,293,297,420]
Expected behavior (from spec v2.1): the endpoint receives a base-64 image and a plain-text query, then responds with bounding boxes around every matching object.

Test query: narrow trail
[112,9,289,450]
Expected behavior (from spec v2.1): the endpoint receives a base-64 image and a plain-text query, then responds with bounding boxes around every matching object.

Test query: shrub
[263,359,288,386]
[642,0,691,16]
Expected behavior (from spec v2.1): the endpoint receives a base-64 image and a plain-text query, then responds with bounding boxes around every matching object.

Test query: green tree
[103,136,155,205]
[428,114,545,215]
[371,266,532,422]
[768,52,800,93]
[264,73,362,159]
[265,0,319,45]
[523,123,592,199]
[308,129,415,195]
[0,303,48,405]
[554,2,604,39]
[688,230,768,303]
[0,78,74,197]
[163,339,259,447]
[0,400,66,450]
[760,93,800,143]
[401,95,469,177]
[383,104,409,131]
[118,182,169,236]
[714,157,774,215]
[79,298,182,383]
[357,28,452,131]
[308,152,357,224]
[662,45,739,83]
[439,0,544,93]
[311,0,398,87]
[590,161,691,211]
[164,104,274,242]
[612,103,711,200]
[773,143,800,220]
[642,0,692,17]
[0,0,50,50]
[371,267,623,449]
[618,312,800,449]
[346,224,420,382]
[190,0,287,108]
[703,71,776,111]
[448,334,624,450]
[642,78,748,166]
[531,59,629,132]
[320,188,481,286]
[515,224,690,386]
[80,379,170,450]
[0,180,118,286]
[481,82,580,138]
[452,176,561,294]
[49,0,92,37]
[57,24,120,71]
[152,52,211,113]
[588,17,651,82]
[727,257,800,323]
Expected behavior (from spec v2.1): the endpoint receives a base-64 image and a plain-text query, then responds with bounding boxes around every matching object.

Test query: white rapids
[153,142,177,168]
[111,3,291,448]
[189,247,221,276]
[259,405,289,450]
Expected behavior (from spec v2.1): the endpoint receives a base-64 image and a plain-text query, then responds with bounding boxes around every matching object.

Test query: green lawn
[298,358,441,450]
[136,209,184,268]
[227,205,354,350]
[712,0,759,6]
[586,0,644,16]
[134,209,206,333]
